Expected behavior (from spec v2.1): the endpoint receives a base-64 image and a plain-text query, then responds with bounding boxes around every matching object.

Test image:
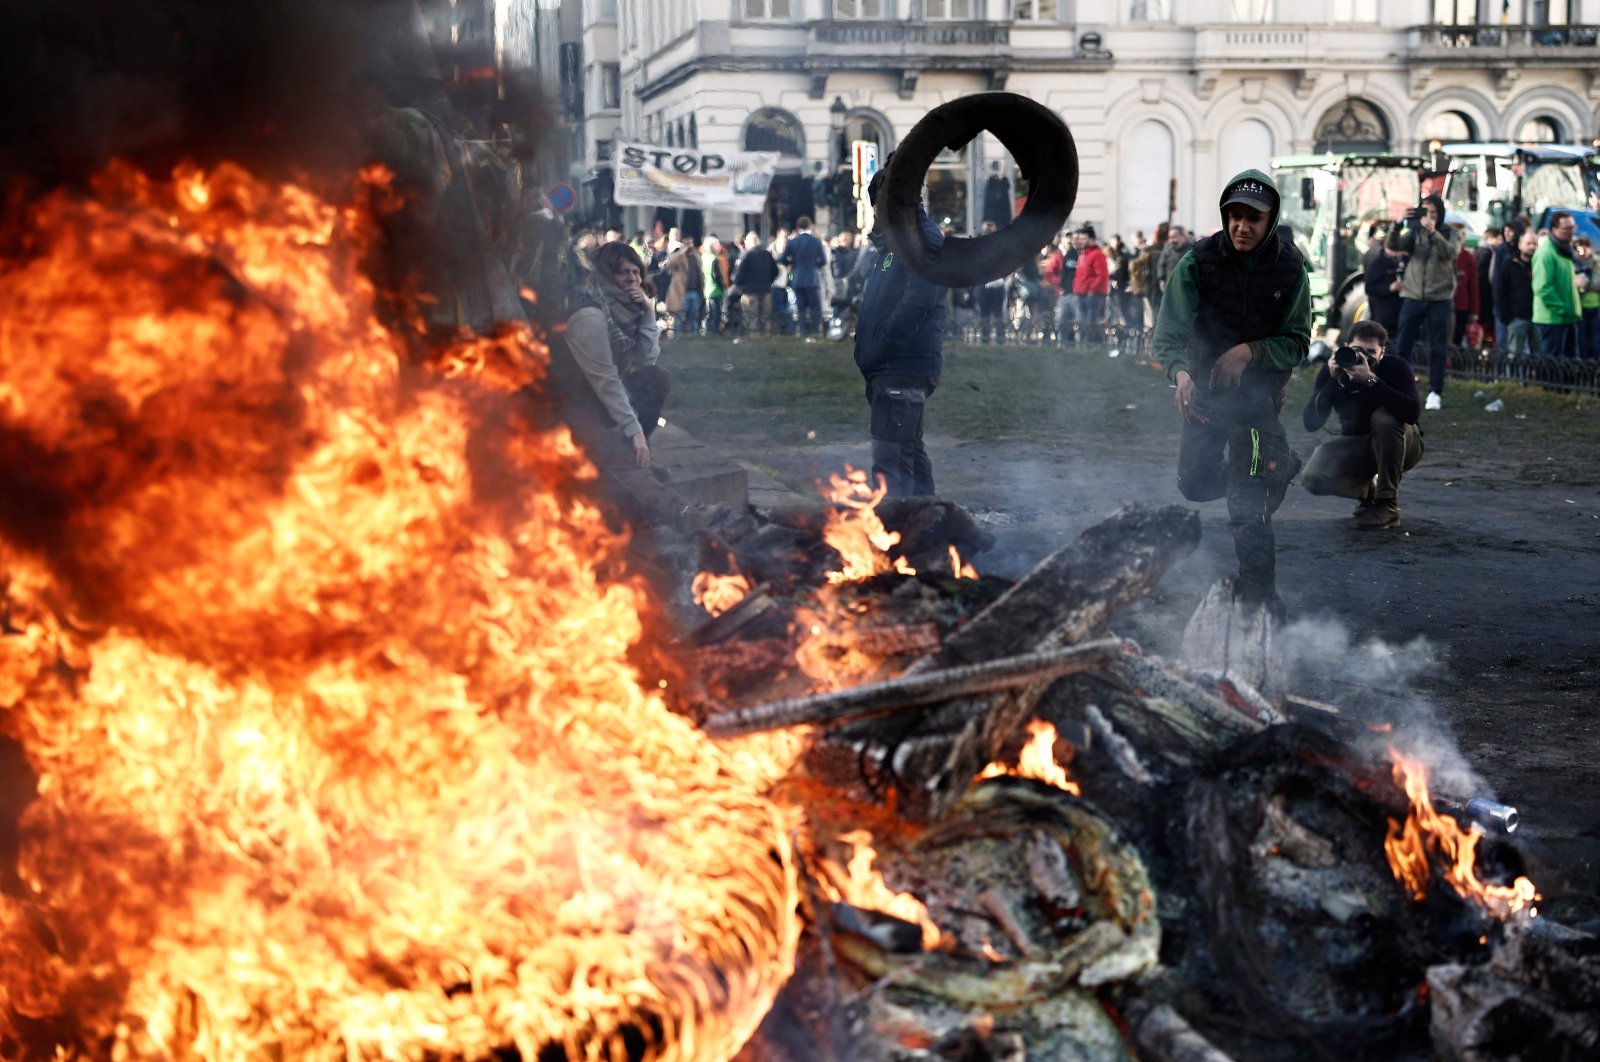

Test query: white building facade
[568,0,1600,239]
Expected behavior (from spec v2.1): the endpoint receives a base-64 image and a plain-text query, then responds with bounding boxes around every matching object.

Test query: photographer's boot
[1353,475,1378,517]
[1355,495,1401,529]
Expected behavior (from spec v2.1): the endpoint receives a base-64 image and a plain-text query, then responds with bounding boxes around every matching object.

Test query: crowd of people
[562,218,875,340]
[1362,203,1596,410]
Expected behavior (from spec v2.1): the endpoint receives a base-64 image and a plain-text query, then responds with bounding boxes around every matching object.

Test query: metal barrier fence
[1409,344,1600,398]
[945,312,1600,399]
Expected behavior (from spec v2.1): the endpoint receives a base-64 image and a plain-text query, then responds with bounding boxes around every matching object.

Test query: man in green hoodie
[1152,169,1311,606]
[1533,212,1583,359]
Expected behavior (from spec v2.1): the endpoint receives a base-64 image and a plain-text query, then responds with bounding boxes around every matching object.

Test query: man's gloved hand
[1209,342,1254,389]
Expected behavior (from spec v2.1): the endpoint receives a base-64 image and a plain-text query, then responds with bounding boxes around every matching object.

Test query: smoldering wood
[702,638,1126,738]
[803,505,1201,821]
[681,588,776,647]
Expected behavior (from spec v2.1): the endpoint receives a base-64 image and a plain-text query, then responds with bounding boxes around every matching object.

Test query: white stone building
[566,0,1600,240]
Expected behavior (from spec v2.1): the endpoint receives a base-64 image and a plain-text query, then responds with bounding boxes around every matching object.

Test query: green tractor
[1271,153,1428,339]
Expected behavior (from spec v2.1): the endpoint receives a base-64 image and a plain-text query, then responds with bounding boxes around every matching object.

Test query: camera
[1332,345,1367,369]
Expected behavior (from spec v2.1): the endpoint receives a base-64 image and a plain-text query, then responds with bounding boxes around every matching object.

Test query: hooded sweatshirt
[1385,195,1458,302]
[1152,168,1312,405]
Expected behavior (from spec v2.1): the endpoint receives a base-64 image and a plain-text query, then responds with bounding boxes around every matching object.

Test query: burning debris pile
[673,484,1597,1062]
[0,164,801,1061]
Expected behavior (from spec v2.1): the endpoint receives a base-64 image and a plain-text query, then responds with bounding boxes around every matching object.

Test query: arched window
[1421,109,1478,144]
[1220,119,1275,178]
[744,107,805,157]
[1313,98,1390,153]
[1119,120,1175,238]
[1516,115,1564,143]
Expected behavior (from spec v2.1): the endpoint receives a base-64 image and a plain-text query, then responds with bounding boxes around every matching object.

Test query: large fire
[0,164,797,1059]
[1382,751,1537,921]
[819,469,916,585]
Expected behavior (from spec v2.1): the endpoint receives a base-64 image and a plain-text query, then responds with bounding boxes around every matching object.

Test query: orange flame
[820,468,916,584]
[1382,751,1538,920]
[978,720,1081,795]
[948,545,978,580]
[792,594,881,692]
[820,830,942,950]
[691,570,752,617]
[0,163,797,1060]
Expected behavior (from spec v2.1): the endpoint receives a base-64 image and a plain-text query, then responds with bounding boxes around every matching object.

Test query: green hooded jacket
[1152,168,1312,388]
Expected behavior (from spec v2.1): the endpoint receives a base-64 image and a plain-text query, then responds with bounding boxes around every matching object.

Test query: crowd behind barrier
[558,218,1600,397]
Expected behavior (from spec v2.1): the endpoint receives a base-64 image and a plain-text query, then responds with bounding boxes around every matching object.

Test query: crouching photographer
[1300,320,1423,529]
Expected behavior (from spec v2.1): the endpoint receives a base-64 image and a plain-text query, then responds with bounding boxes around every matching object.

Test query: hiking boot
[1264,444,1303,514]
[1353,476,1378,517]
[1354,498,1400,529]
[1424,391,1443,411]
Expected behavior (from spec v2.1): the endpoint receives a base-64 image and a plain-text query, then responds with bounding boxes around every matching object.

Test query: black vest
[1189,233,1303,399]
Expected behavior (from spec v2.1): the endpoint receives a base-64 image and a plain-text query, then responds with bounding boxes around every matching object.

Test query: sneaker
[1354,499,1400,529]
[1424,391,1442,411]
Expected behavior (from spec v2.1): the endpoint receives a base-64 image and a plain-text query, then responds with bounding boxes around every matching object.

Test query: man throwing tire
[1152,169,1312,605]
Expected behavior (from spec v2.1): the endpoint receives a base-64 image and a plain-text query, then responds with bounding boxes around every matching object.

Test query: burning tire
[879,92,1078,288]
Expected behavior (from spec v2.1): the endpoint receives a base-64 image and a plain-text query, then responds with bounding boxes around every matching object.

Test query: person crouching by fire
[854,163,949,497]
[1299,320,1424,529]
[1152,169,1311,607]
[547,242,681,520]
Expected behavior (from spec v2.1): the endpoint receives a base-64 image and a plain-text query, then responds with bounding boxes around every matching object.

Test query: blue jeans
[676,290,703,336]
[1077,293,1106,342]
[1393,298,1453,395]
[1054,293,1079,343]
[1535,321,1579,360]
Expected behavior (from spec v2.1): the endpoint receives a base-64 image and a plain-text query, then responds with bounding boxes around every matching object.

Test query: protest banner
[612,140,780,211]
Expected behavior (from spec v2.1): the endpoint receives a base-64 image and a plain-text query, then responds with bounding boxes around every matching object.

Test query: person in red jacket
[1451,222,1480,348]
[1071,225,1110,346]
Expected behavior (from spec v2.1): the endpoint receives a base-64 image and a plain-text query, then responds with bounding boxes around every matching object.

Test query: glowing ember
[692,570,752,617]
[0,163,797,1060]
[820,830,942,950]
[948,544,979,580]
[978,720,1080,795]
[1382,751,1538,921]
[793,594,881,692]
[820,468,916,584]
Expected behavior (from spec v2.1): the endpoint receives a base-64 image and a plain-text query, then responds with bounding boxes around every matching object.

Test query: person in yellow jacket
[1532,212,1583,359]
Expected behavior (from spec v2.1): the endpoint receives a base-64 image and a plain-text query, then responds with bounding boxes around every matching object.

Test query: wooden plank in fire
[803,505,1202,822]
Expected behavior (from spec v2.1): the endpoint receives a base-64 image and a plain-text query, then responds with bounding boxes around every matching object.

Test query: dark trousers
[1177,396,1298,599]
[1301,409,1424,503]
[1393,298,1453,395]
[978,285,1007,342]
[867,375,935,497]
[1581,309,1600,359]
[794,285,823,334]
[624,364,672,439]
[1535,321,1579,360]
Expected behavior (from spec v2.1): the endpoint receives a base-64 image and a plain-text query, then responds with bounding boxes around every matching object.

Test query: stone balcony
[1406,23,1600,64]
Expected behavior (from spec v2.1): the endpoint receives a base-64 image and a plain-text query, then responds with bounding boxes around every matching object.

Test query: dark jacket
[780,230,828,289]
[1494,252,1535,323]
[1364,250,1402,321]
[1303,353,1421,436]
[732,245,779,295]
[854,211,948,382]
[1474,244,1496,319]
[1152,167,1312,406]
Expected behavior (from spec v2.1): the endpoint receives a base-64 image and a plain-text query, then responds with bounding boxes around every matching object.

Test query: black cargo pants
[1177,392,1300,600]
[866,374,936,497]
